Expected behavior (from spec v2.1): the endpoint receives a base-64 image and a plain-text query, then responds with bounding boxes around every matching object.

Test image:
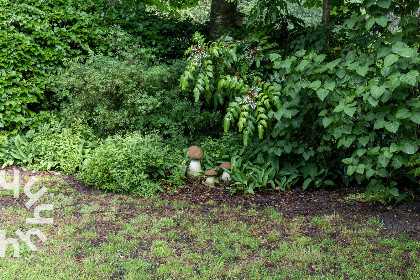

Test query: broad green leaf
[384,121,399,133]
[400,72,418,86]
[375,16,388,27]
[383,54,398,68]
[376,0,391,9]
[366,168,375,178]
[323,117,333,128]
[344,106,356,117]
[358,136,370,146]
[366,17,375,31]
[316,88,329,101]
[371,85,385,99]
[324,80,336,91]
[389,187,399,197]
[314,54,326,63]
[392,41,414,57]
[357,149,367,157]
[378,154,390,168]
[347,165,356,176]
[409,111,420,124]
[356,65,369,76]
[309,80,321,90]
[401,143,415,154]
[396,108,412,119]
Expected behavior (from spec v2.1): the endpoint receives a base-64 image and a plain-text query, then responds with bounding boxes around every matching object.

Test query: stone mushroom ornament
[187,146,204,179]
[219,162,231,182]
[205,169,218,188]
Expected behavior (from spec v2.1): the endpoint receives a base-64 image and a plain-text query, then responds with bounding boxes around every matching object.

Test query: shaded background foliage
[0,0,419,201]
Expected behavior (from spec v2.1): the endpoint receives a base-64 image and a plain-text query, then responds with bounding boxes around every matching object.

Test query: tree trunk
[209,0,238,40]
[322,0,330,24]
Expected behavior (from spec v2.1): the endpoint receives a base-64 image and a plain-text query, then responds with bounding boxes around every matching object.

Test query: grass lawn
[0,168,419,279]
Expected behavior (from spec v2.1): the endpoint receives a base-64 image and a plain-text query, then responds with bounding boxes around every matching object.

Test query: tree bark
[209,0,238,40]
[322,0,330,24]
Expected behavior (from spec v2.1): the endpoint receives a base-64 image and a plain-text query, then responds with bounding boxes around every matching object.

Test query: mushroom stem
[221,170,231,182]
[187,159,202,179]
[205,176,216,188]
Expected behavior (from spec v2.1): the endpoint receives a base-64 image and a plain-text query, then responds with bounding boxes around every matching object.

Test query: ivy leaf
[371,85,385,99]
[316,88,329,101]
[383,54,398,68]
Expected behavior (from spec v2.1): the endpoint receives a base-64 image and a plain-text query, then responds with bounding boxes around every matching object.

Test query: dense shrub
[30,118,98,174]
[0,0,205,134]
[58,28,221,142]
[77,133,185,196]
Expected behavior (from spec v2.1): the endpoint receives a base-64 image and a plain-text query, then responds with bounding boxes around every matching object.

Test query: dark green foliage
[58,28,220,142]
[0,0,205,134]
[182,1,420,201]
[77,133,185,196]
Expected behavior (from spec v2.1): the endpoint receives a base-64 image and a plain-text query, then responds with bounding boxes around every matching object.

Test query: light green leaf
[401,143,415,154]
[356,65,369,76]
[371,85,385,99]
[384,121,399,133]
[309,80,322,90]
[376,0,391,8]
[396,108,412,119]
[344,106,356,117]
[409,111,420,124]
[378,154,390,168]
[366,17,375,31]
[375,16,388,27]
[358,136,370,146]
[383,54,398,68]
[316,88,329,101]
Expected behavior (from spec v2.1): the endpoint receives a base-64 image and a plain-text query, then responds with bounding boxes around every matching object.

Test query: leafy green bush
[0,0,205,135]
[77,133,185,196]
[182,2,420,201]
[30,118,98,174]
[0,134,36,168]
[58,28,219,142]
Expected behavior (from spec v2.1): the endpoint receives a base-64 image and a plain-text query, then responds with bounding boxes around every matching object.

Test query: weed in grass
[311,216,327,227]
[151,240,172,258]
[173,200,190,210]
[366,216,385,229]
[205,199,215,206]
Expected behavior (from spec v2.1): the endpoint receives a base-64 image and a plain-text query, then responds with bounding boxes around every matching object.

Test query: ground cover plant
[0,169,418,279]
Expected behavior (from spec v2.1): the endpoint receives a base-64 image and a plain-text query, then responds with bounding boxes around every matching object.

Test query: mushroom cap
[219,162,231,170]
[188,146,204,159]
[205,169,218,176]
